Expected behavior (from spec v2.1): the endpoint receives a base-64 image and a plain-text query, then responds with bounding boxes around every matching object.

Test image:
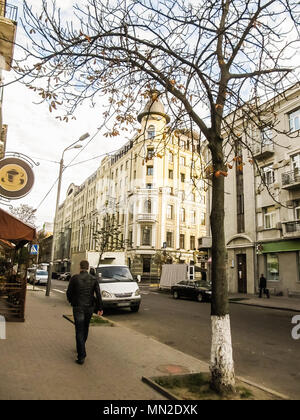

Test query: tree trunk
[209,139,235,394]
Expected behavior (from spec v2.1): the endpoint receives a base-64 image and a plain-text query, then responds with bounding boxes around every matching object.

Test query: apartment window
[166,231,173,248]
[134,170,137,179]
[180,156,186,167]
[289,108,300,132]
[142,226,151,246]
[169,152,174,163]
[261,127,273,145]
[166,186,173,195]
[291,153,300,172]
[147,125,155,139]
[180,173,185,183]
[147,148,155,160]
[144,199,152,214]
[168,169,174,179]
[180,234,185,250]
[200,212,206,226]
[190,210,196,224]
[190,236,195,250]
[296,205,300,220]
[167,205,173,219]
[263,206,276,229]
[266,253,279,281]
[180,208,185,223]
[146,183,153,189]
[262,165,275,185]
[147,166,154,176]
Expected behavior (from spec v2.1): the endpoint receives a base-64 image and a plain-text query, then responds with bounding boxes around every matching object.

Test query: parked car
[59,272,71,281]
[29,269,48,285]
[171,280,212,302]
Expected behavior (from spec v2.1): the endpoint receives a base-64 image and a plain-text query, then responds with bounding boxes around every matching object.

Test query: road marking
[52,289,66,294]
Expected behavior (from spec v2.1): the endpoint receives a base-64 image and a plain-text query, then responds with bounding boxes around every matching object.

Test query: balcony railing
[284,220,300,234]
[281,170,300,189]
[252,143,274,160]
[0,2,18,21]
[137,213,157,223]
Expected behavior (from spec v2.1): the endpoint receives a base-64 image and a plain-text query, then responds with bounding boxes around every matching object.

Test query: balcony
[281,170,300,190]
[0,2,18,71]
[137,213,157,223]
[252,143,274,160]
[282,220,300,238]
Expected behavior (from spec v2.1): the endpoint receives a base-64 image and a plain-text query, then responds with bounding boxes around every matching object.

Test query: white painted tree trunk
[210,314,235,393]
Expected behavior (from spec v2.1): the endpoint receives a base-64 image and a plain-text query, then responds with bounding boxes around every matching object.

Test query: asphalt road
[49,280,300,399]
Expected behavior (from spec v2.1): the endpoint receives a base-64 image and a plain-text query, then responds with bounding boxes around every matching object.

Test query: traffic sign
[30,244,39,255]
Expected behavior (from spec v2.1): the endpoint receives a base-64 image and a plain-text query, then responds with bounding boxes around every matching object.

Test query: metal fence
[0,2,18,22]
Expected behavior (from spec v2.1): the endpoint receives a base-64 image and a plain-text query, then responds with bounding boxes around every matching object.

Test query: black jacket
[66,270,103,311]
[259,275,267,289]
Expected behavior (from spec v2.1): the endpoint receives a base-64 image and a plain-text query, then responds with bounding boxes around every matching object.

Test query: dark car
[171,280,212,302]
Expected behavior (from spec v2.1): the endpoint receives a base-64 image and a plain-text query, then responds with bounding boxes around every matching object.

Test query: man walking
[67,260,103,364]
[259,273,270,299]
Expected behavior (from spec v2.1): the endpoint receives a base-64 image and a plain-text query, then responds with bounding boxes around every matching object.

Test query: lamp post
[46,133,90,296]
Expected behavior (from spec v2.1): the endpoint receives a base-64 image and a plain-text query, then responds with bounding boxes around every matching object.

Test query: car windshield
[36,270,48,276]
[96,266,134,282]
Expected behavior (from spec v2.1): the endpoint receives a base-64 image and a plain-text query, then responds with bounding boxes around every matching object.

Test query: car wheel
[130,305,140,312]
[197,293,203,302]
[173,291,180,299]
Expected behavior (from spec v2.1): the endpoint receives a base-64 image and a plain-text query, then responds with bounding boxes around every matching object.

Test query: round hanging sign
[0,157,35,199]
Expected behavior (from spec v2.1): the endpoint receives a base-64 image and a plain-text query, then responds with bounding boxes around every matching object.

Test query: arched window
[147,125,155,139]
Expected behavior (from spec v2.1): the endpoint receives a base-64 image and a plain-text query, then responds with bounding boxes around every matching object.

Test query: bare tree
[10,0,300,394]
[10,204,36,227]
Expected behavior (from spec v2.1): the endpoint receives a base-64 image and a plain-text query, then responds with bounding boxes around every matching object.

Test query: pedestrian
[67,260,103,365]
[259,273,270,299]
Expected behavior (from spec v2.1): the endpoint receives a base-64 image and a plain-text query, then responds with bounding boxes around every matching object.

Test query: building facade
[53,97,208,279]
[223,84,300,296]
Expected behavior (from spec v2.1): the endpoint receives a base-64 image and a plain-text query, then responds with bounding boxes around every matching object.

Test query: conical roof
[137,97,170,123]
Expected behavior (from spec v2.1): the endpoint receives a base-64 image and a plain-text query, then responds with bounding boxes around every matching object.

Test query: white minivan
[90,265,141,312]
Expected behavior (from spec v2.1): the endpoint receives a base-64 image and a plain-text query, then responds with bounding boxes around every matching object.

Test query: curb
[142,373,290,401]
[62,314,115,327]
[229,300,300,313]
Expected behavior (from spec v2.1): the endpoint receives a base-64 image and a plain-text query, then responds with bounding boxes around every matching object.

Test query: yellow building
[55,97,207,279]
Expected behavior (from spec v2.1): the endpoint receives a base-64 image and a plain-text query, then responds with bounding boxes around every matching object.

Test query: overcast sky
[1,0,129,229]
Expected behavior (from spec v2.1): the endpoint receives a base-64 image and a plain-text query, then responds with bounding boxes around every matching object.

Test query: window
[180,208,185,223]
[263,206,276,229]
[262,165,275,185]
[166,232,173,248]
[180,156,186,167]
[144,199,152,214]
[142,226,151,246]
[291,153,300,173]
[190,210,196,224]
[296,206,300,220]
[147,148,155,160]
[180,173,185,183]
[261,127,273,145]
[190,236,195,250]
[180,234,185,250]
[147,125,156,139]
[266,254,279,281]
[169,152,174,163]
[134,170,137,179]
[147,166,154,176]
[200,212,206,226]
[166,186,173,195]
[289,108,300,132]
[168,169,174,179]
[146,183,153,189]
[167,205,173,219]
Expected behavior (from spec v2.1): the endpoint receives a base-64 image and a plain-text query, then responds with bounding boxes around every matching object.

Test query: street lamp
[46,133,90,296]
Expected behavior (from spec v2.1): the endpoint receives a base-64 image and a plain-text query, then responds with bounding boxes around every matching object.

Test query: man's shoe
[76,358,85,365]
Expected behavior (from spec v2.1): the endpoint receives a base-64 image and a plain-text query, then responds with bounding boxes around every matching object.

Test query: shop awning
[261,239,300,253]
[0,207,36,246]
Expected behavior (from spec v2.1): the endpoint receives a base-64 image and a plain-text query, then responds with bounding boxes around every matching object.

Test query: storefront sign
[0,157,34,199]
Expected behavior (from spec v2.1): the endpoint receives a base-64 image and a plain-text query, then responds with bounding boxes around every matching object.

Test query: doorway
[237,254,247,293]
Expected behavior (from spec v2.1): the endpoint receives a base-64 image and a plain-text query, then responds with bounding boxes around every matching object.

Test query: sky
[1,0,129,229]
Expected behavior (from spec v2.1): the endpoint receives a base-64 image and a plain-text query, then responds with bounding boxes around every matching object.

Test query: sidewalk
[0,289,208,400]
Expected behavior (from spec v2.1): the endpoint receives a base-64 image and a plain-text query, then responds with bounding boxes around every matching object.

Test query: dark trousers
[259,288,270,298]
[73,306,94,360]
